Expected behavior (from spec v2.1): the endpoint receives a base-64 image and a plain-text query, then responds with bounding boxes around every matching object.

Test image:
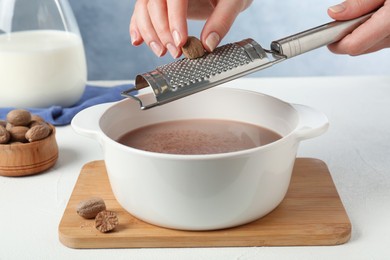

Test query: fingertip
[172,30,182,46]
[327,8,338,20]
[328,3,346,14]
[131,39,144,46]
[203,32,220,52]
[172,30,189,48]
[129,16,143,46]
[326,43,339,54]
[130,30,139,45]
[327,2,348,20]
[199,1,242,52]
[167,0,189,47]
[150,41,165,57]
[328,0,382,21]
[166,43,181,58]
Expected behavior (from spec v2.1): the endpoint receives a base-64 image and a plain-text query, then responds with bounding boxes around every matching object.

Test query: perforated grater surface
[122,12,373,109]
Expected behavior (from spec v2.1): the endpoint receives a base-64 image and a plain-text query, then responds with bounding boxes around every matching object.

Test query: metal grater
[122,12,373,110]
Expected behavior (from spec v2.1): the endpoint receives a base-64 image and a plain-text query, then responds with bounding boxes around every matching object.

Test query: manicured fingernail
[166,43,179,58]
[173,30,181,46]
[130,30,138,45]
[329,3,346,13]
[150,41,163,56]
[205,32,220,52]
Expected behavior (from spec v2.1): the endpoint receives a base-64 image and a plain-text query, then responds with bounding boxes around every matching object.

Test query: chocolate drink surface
[117,119,282,155]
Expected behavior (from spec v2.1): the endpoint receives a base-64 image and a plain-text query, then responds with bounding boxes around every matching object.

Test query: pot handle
[291,104,329,141]
[71,102,114,141]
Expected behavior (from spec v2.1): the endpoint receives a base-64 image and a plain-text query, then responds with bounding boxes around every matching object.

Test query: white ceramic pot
[72,87,328,231]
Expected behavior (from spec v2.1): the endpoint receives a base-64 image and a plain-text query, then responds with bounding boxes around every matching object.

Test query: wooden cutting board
[58,158,351,248]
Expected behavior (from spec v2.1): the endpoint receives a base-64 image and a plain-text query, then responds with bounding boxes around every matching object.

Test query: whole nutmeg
[25,124,52,142]
[29,115,45,128]
[0,125,10,144]
[6,109,32,126]
[5,122,13,131]
[76,197,107,219]
[31,114,45,123]
[181,36,205,59]
[9,126,29,142]
[0,120,6,128]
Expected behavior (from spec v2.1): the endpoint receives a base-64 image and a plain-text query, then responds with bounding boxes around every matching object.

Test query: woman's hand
[130,0,253,58]
[327,0,390,55]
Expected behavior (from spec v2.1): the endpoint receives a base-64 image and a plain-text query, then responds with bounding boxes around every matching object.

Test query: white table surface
[1,76,389,260]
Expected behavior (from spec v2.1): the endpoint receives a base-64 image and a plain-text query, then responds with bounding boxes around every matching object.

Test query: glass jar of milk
[0,0,87,108]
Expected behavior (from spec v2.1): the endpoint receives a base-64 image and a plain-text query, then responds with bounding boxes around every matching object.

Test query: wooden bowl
[0,125,58,177]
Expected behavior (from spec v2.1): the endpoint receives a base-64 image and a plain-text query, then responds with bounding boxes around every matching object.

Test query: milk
[0,30,87,108]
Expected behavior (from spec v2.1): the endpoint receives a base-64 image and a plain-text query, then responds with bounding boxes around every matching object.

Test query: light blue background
[68,0,390,80]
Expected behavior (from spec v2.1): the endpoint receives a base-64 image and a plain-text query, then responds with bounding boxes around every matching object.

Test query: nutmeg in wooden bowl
[0,123,58,177]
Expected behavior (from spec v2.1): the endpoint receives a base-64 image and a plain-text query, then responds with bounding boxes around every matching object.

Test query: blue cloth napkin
[0,84,134,126]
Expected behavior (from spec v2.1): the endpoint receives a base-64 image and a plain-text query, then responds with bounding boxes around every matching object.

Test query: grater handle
[270,12,374,58]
